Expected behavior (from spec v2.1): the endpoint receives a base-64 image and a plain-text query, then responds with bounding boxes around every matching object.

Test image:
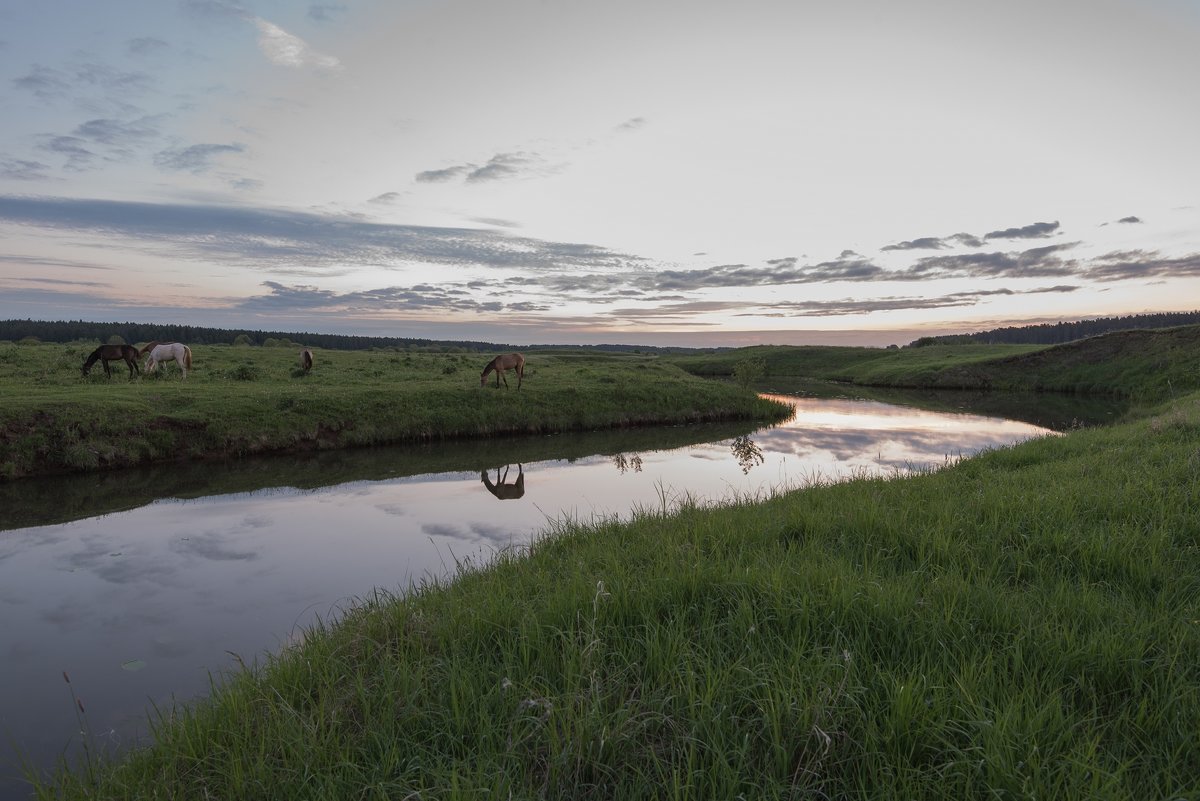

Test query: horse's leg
[102,358,112,377]
[517,364,523,390]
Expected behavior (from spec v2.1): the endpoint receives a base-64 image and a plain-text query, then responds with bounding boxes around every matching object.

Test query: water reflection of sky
[0,394,1052,799]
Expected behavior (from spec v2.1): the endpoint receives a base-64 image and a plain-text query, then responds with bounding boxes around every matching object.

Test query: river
[0,386,1125,798]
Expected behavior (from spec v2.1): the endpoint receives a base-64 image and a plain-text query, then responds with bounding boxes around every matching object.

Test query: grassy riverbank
[0,344,787,480]
[668,324,1200,399]
[34,387,1200,800]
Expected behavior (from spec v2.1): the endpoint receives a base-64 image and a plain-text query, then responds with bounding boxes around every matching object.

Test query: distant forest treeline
[0,319,693,354]
[909,311,1200,347]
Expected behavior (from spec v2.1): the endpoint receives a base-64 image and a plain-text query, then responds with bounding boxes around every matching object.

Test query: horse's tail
[184,346,193,369]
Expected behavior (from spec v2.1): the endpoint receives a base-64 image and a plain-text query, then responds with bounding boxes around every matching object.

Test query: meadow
[0,343,788,480]
[32,368,1200,800]
[19,326,1200,799]
[666,323,1200,399]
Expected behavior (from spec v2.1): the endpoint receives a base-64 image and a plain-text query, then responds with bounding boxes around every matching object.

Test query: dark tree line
[0,318,506,352]
[0,318,703,354]
[908,311,1200,347]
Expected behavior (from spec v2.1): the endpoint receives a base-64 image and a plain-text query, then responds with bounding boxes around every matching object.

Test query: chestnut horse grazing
[481,352,525,389]
[141,342,193,379]
[300,348,313,372]
[82,344,141,378]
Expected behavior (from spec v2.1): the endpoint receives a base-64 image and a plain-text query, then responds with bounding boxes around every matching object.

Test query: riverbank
[0,345,789,480]
[33,384,1200,799]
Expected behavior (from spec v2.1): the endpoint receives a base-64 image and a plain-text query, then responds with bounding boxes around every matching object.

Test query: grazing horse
[300,348,313,372]
[81,344,141,378]
[480,352,525,389]
[481,464,525,500]
[142,342,193,379]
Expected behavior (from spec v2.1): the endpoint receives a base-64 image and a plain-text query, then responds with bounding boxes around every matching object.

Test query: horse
[142,342,193,379]
[300,348,313,372]
[81,344,141,378]
[481,352,525,389]
[481,464,525,500]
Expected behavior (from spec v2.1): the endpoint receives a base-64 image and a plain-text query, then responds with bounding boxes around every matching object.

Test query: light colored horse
[481,352,525,389]
[143,342,192,378]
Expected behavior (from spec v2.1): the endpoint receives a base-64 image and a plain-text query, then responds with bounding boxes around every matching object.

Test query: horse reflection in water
[481,464,525,500]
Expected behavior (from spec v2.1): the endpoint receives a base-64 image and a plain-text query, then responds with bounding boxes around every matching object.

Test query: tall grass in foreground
[35,394,1200,800]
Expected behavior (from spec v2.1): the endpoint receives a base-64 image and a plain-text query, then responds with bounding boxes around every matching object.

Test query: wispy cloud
[882,232,984,251]
[38,136,97,171]
[308,4,347,23]
[128,37,169,57]
[983,220,1060,240]
[181,0,341,71]
[153,143,245,172]
[253,18,342,71]
[0,195,641,273]
[415,151,555,184]
[1083,250,1200,281]
[13,65,71,100]
[236,280,550,315]
[0,158,52,181]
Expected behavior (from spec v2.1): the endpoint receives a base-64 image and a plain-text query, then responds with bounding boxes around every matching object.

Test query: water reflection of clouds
[422,522,519,548]
[175,532,258,563]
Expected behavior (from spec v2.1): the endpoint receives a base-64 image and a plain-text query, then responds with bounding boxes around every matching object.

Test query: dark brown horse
[82,344,141,378]
[481,464,525,500]
[481,352,525,389]
[300,348,313,372]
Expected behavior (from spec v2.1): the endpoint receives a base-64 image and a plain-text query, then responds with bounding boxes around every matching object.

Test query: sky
[1,0,1198,347]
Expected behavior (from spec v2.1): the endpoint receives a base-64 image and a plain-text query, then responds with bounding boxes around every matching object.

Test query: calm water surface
[0,389,1120,798]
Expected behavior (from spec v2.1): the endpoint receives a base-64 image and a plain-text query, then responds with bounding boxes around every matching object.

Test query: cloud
[236,281,549,315]
[0,158,52,181]
[903,243,1078,280]
[616,117,647,131]
[415,151,553,184]
[13,65,71,100]
[881,232,984,251]
[1117,215,1142,224]
[1082,250,1200,282]
[253,18,342,71]
[369,192,403,204]
[74,116,164,145]
[467,152,543,183]
[415,165,471,183]
[128,37,169,57]
[983,220,1060,240]
[39,136,97,171]
[153,142,245,172]
[180,0,250,19]
[0,195,641,274]
[308,4,347,23]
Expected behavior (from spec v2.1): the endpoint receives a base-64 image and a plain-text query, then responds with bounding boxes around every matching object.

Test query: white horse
[142,342,192,379]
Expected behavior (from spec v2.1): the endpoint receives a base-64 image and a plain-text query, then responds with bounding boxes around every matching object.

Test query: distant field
[0,343,789,480]
[666,324,1200,399]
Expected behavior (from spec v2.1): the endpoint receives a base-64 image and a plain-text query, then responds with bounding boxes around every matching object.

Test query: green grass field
[17,326,1200,799]
[666,324,1200,399]
[32,390,1200,800]
[0,343,788,480]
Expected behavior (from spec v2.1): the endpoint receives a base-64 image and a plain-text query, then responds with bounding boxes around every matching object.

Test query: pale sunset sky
[1,0,1197,347]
